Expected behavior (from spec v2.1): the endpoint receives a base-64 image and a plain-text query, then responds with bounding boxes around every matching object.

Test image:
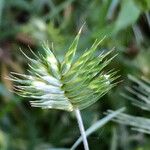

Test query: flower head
[9,28,119,111]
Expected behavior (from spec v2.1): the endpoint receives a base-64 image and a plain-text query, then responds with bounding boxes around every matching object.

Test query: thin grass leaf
[107,110,150,135]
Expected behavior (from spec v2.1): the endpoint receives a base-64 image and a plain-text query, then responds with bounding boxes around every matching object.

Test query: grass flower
[8,27,119,150]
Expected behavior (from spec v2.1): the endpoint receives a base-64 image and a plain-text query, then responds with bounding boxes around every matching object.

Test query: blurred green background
[0,0,150,149]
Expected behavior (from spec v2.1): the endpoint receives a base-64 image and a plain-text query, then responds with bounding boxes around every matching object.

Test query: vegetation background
[0,0,150,149]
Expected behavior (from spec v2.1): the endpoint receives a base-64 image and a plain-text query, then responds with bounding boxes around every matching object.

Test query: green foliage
[134,0,150,11]
[114,0,140,32]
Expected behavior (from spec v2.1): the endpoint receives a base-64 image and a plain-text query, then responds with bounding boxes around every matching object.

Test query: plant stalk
[75,109,89,150]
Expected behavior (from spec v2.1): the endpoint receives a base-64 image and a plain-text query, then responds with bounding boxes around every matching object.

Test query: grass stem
[74,109,89,150]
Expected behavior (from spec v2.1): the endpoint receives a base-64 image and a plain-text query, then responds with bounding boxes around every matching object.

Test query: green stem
[74,109,89,150]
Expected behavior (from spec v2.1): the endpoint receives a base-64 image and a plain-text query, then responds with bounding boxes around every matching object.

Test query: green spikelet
[8,28,119,111]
